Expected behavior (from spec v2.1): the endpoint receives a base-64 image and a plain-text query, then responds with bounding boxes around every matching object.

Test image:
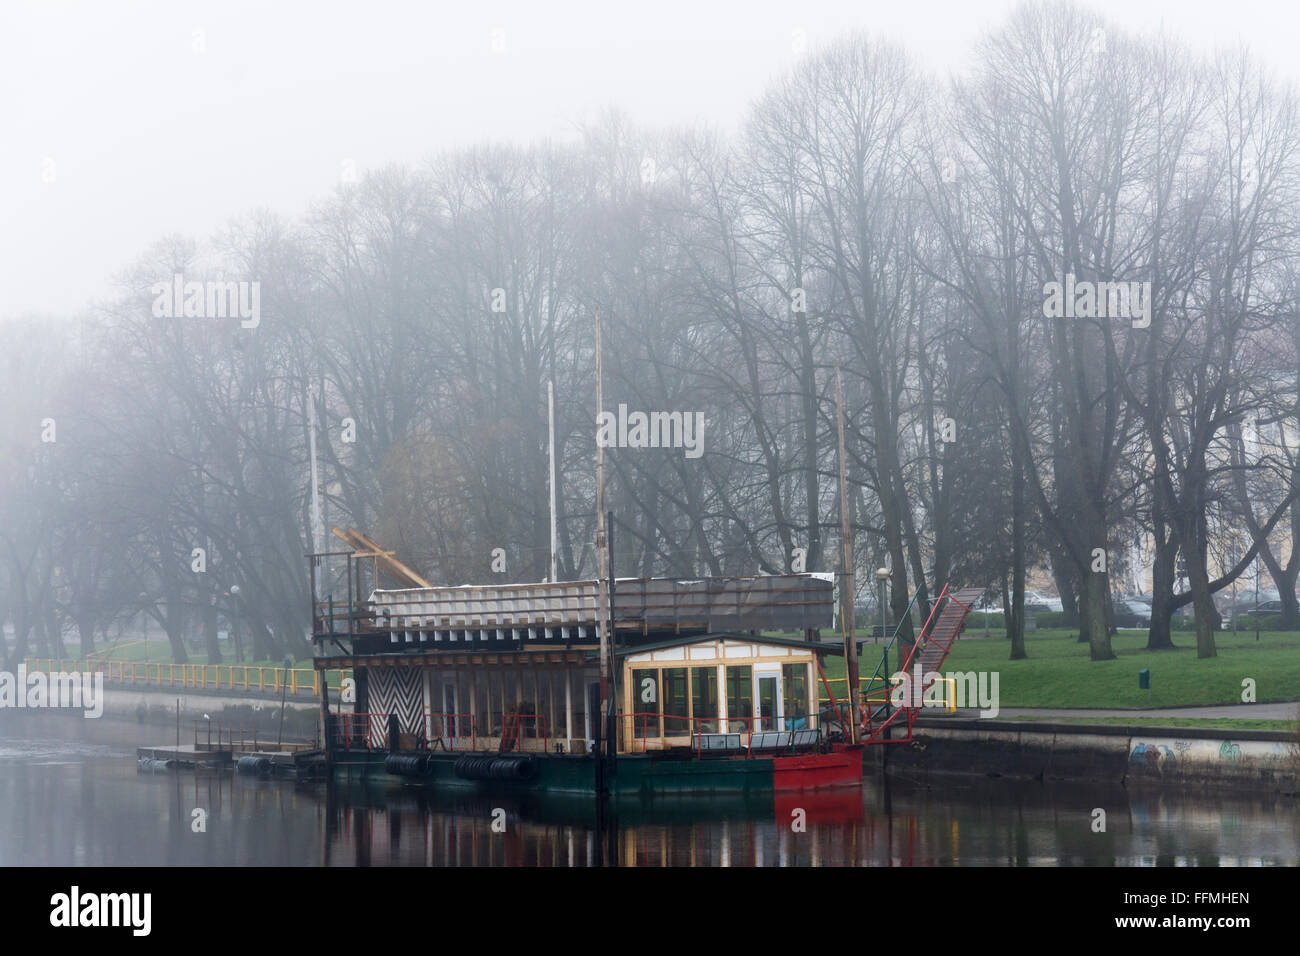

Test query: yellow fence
[820,675,958,714]
[22,659,349,699]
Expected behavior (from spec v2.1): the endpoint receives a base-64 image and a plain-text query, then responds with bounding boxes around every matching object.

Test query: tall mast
[594,308,611,757]
[835,364,861,742]
[308,391,322,600]
[548,379,559,583]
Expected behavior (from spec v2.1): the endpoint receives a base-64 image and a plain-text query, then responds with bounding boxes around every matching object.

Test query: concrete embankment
[873,718,1300,794]
[102,684,340,739]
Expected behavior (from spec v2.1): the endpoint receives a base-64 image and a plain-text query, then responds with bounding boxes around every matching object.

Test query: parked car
[1112,598,1151,628]
[1240,600,1285,618]
[1023,590,1064,612]
[1219,595,1284,621]
[1122,594,1201,622]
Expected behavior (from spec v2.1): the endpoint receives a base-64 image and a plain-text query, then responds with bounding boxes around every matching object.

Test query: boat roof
[605,631,844,658]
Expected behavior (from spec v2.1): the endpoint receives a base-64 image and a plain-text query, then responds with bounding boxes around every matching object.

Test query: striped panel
[365,668,423,747]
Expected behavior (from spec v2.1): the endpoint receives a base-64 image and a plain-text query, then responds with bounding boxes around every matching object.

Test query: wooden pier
[136,743,233,768]
[136,737,323,775]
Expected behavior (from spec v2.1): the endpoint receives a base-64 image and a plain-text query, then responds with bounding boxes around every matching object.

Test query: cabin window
[782,662,810,729]
[631,669,661,738]
[726,665,752,733]
[691,666,719,733]
[662,667,690,735]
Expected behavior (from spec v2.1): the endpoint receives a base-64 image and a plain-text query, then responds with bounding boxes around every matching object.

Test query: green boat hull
[331,748,784,796]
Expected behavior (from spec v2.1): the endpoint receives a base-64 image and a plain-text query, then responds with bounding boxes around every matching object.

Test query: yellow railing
[21,659,349,698]
[821,675,959,714]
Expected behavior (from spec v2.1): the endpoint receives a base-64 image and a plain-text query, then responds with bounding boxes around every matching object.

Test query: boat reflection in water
[0,723,1296,866]
[317,777,1300,867]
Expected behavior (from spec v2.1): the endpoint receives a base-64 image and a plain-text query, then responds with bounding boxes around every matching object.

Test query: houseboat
[309,534,863,796]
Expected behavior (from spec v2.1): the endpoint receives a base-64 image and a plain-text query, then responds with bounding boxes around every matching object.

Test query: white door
[754,667,782,732]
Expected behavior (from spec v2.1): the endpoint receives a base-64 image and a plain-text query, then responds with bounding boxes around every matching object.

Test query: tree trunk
[1146,536,1178,650]
[202,599,222,665]
[1256,538,1299,630]
[1008,435,1027,659]
[75,613,97,659]
[1184,538,1219,659]
[164,624,189,664]
[1049,542,1078,628]
[8,614,32,670]
[1081,571,1115,661]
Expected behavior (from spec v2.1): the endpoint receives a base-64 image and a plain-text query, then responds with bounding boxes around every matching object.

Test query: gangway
[860,585,983,745]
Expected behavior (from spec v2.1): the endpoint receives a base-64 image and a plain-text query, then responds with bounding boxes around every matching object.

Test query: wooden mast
[548,379,559,583]
[594,307,612,771]
[835,364,861,742]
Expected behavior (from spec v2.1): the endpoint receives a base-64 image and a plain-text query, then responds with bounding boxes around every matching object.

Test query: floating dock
[136,744,232,769]
[136,740,323,776]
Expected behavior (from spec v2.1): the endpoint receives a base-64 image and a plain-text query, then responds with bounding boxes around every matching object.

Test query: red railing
[332,713,389,750]
[861,582,981,746]
[897,582,951,676]
[816,657,847,731]
[426,712,478,752]
[621,712,715,756]
[500,713,550,753]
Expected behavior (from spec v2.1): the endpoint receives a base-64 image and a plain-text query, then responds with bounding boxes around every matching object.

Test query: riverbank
[8,675,1298,794]
[100,684,326,739]
[881,716,1300,794]
[819,627,1300,709]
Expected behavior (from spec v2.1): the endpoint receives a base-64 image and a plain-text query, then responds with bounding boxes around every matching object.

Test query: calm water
[2,714,1297,866]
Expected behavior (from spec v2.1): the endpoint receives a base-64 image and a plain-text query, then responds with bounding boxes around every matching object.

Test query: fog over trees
[3,1,1298,666]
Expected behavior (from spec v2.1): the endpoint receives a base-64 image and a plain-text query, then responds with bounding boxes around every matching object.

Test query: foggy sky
[3,0,1296,320]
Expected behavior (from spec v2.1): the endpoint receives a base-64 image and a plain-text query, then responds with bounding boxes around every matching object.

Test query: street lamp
[229,586,243,663]
[139,592,151,662]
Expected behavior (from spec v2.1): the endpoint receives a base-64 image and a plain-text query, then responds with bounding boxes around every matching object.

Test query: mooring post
[605,509,618,783]
[276,656,291,750]
[319,666,333,769]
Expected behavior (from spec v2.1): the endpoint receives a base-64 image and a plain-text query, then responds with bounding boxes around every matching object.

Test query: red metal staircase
[500,716,520,753]
[860,585,984,745]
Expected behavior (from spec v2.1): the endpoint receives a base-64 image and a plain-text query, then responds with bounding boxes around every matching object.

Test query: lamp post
[139,592,150,662]
[1254,562,1260,643]
[876,567,890,725]
[229,585,242,663]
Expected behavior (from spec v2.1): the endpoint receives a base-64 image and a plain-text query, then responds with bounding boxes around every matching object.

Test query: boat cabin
[311,561,840,759]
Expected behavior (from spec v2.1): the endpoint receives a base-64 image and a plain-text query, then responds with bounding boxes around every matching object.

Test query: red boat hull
[771,745,863,790]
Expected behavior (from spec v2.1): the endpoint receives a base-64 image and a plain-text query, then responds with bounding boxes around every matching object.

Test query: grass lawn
[814,627,1300,710]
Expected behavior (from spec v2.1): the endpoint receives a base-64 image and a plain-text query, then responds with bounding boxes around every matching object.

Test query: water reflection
[1,716,1297,866]
[315,779,1299,867]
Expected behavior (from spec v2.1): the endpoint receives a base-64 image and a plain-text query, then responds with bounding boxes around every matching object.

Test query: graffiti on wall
[1130,742,1176,770]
